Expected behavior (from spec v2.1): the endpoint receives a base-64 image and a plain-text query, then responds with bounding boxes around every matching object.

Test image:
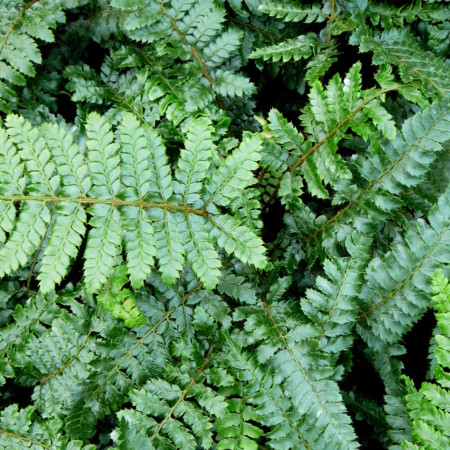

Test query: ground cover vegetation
[0,0,449,448]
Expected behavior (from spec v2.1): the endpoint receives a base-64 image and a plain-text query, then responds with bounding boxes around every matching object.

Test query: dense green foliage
[0,0,449,449]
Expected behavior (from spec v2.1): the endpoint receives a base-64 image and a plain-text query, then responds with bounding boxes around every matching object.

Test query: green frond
[86,113,121,199]
[403,148,450,215]
[114,353,227,449]
[232,278,359,449]
[0,128,24,243]
[0,114,266,292]
[84,204,122,293]
[6,114,58,195]
[260,64,399,210]
[58,288,173,439]
[217,273,257,305]
[182,214,222,290]
[264,108,327,202]
[64,65,107,105]
[365,1,445,29]
[152,209,185,286]
[369,345,412,447]
[0,201,51,278]
[205,134,262,211]
[250,34,317,63]
[302,233,372,356]
[304,46,339,84]
[208,214,267,269]
[1,0,449,447]
[357,188,450,351]
[258,1,328,23]
[110,0,254,106]
[344,392,389,447]
[353,27,450,97]
[203,28,243,67]
[122,206,156,289]
[402,271,450,450]
[0,0,88,112]
[279,170,304,210]
[230,187,263,232]
[215,385,265,450]
[0,292,58,385]
[300,96,450,248]
[41,122,91,196]
[213,70,256,98]
[364,100,397,141]
[0,404,94,450]
[219,337,311,449]
[174,118,214,206]
[38,203,87,293]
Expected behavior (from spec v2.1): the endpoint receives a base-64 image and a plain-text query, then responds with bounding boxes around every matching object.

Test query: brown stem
[0,195,209,217]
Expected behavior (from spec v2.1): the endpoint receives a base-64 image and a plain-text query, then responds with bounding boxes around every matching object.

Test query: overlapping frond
[233,278,359,449]
[0,0,449,448]
[0,404,95,450]
[0,0,88,113]
[110,0,254,103]
[296,96,450,252]
[258,63,398,211]
[357,188,450,351]
[258,1,328,23]
[218,336,311,449]
[113,345,227,449]
[402,271,450,450]
[250,33,317,63]
[302,233,372,356]
[353,27,450,98]
[251,0,336,83]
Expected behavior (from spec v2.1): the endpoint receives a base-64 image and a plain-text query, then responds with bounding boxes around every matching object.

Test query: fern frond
[0,114,267,292]
[0,128,25,243]
[259,65,399,210]
[367,344,412,447]
[250,34,317,63]
[234,278,359,449]
[353,27,450,97]
[218,337,311,449]
[300,96,450,249]
[61,293,172,438]
[0,0,88,112]
[344,392,389,447]
[402,271,450,450]
[110,0,255,108]
[0,0,448,447]
[357,187,450,351]
[252,1,333,82]
[258,1,328,23]
[217,272,257,305]
[54,272,229,439]
[0,292,58,385]
[113,344,225,449]
[230,187,263,232]
[302,232,372,356]
[365,1,445,29]
[0,404,94,450]
[97,265,145,328]
[174,118,214,206]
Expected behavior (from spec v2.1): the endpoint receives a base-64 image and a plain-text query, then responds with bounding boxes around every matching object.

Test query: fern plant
[0,1,449,449]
